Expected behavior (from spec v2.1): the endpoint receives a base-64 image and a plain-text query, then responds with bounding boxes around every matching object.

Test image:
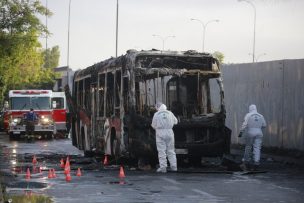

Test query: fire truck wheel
[26,135,33,143]
[48,133,54,140]
[65,132,69,139]
[9,132,16,140]
[44,133,53,140]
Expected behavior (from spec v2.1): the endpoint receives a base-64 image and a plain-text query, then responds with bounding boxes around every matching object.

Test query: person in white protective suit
[239,104,266,171]
[151,102,178,173]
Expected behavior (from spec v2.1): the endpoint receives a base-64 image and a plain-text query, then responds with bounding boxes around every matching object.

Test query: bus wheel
[189,155,202,167]
[84,150,95,157]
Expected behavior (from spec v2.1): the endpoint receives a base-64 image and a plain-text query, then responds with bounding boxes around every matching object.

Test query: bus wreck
[68,49,231,164]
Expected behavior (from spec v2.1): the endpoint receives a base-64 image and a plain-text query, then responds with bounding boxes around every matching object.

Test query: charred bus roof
[134,50,218,69]
[74,49,221,81]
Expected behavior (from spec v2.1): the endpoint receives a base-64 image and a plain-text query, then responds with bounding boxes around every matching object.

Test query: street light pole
[115,0,119,57]
[238,0,256,63]
[190,18,219,52]
[152,34,175,51]
[67,0,72,88]
[45,0,48,52]
[45,0,48,69]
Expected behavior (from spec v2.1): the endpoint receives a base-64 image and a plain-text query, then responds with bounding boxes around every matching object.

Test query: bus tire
[189,155,202,167]
[84,150,95,157]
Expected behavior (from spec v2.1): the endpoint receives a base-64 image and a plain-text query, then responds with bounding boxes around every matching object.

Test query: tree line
[0,0,59,105]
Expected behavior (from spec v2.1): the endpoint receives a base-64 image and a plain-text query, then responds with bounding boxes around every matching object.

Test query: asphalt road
[0,132,303,203]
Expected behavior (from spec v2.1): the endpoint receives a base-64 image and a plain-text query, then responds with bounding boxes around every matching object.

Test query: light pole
[115,0,119,57]
[238,0,256,63]
[67,0,72,88]
[45,0,48,68]
[190,18,219,52]
[45,0,48,52]
[152,34,175,51]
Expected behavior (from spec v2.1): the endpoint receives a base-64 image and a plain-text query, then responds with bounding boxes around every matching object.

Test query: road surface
[0,132,303,203]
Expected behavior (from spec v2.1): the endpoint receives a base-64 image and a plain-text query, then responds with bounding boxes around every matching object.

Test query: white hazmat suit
[240,104,266,167]
[151,103,178,173]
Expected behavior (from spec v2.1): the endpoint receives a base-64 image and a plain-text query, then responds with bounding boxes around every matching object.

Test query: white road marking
[161,177,182,185]
[192,189,225,202]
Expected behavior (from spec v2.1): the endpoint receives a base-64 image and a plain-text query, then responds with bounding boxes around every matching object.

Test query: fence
[222,59,304,151]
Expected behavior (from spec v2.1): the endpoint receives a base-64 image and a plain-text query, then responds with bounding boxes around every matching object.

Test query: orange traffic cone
[32,166,37,174]
[66,172,72,182]
[52,169,57,178]
[76,168,82,177]
[48,169,53,179]
[64,157,70,174]
[32,155,37,165]
[24,190,32,196]
[119,179,126,185]
[119,166,126,179]
[25,168,31,180]
[60,158,65,168]
[103,155,108,166]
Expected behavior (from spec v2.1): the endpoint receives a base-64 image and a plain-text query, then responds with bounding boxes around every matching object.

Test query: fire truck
[6,90,56,139]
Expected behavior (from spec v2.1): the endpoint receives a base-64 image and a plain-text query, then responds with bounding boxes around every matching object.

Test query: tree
[213,51,225,64]
[42,45,60,69]
[0,0,57,104]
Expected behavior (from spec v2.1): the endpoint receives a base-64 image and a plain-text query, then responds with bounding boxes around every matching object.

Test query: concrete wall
[53,68,75,92]
[222,59,304,151]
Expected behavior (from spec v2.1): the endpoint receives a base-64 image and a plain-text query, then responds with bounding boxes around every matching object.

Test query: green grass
[5,194,53,203]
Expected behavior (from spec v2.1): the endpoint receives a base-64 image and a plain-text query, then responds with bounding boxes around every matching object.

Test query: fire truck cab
[52,92,68,137]
[7,90,56,139]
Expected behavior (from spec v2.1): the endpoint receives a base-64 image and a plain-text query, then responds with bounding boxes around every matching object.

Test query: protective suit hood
[249,104,257,113]
[158,104,167,111]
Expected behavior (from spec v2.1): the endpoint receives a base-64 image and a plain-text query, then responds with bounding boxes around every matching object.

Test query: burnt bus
[69,49,231,163]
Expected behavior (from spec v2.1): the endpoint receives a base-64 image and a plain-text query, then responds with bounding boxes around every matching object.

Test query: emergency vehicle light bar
[12,90,49,94]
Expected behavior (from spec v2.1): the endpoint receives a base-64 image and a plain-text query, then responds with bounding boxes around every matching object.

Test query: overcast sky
[40,0,304,70]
